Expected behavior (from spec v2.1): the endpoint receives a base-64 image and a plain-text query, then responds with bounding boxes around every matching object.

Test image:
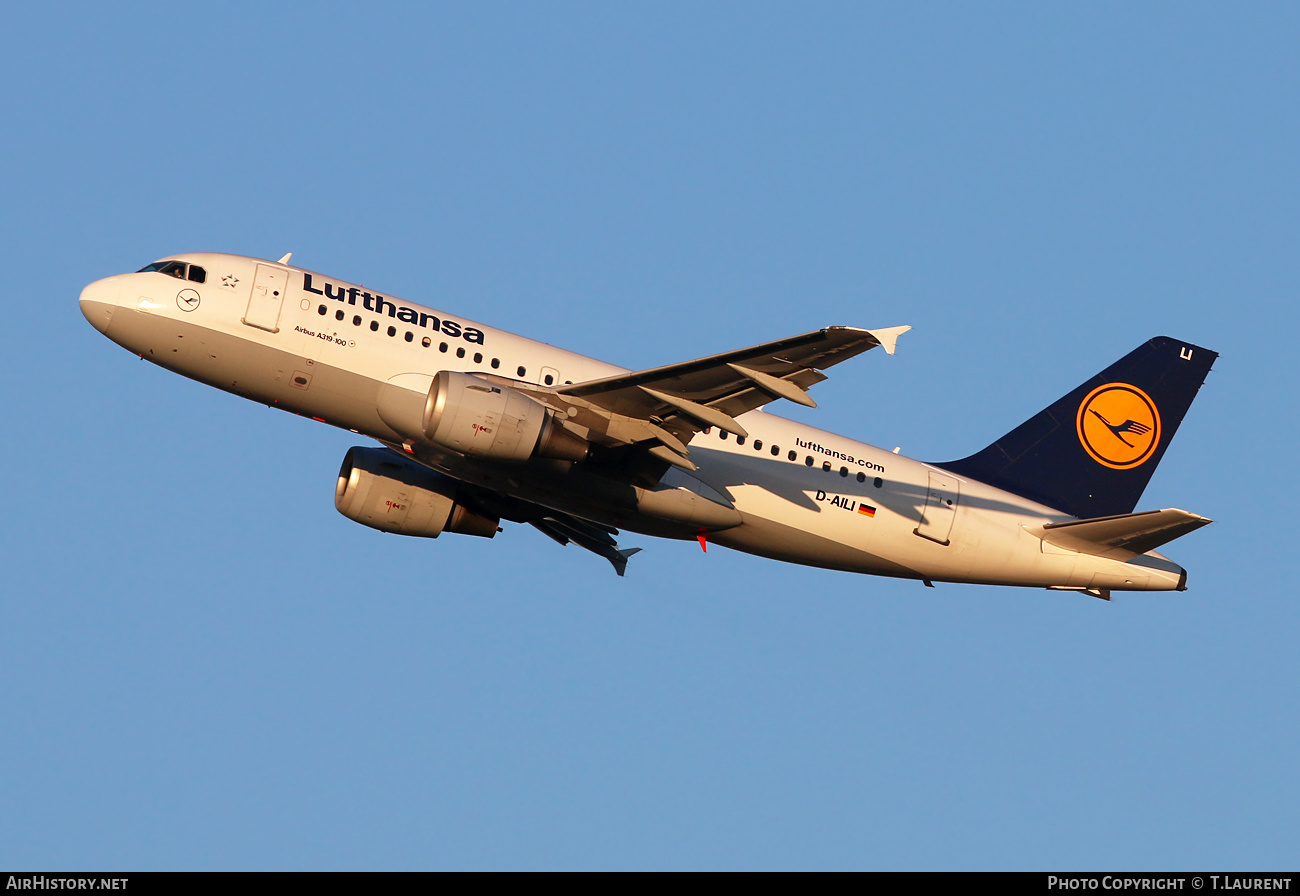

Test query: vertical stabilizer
[939,337,1216,519]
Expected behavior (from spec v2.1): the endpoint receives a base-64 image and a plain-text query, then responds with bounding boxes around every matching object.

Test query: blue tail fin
[938,336,1217,519]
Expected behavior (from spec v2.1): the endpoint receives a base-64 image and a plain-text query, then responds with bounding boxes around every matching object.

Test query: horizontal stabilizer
[1035,508,1212,559]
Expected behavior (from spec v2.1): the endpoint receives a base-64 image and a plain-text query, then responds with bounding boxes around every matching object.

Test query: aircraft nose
[79,277,121,334]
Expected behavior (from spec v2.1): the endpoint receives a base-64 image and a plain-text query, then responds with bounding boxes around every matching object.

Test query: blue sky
[2,2,1297,870]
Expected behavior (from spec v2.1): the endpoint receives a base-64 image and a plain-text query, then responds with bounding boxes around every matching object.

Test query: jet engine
[406,371,588,462]
[335,446,499,538]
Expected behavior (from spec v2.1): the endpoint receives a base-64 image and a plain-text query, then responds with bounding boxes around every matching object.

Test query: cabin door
[242,264,288,333]
[914,471,961,545]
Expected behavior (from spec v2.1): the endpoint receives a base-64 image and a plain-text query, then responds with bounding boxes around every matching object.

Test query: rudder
[938,336,1217,519]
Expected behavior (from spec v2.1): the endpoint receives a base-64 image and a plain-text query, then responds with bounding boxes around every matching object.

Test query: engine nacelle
[420,371,588,462]
[335,446,498,539]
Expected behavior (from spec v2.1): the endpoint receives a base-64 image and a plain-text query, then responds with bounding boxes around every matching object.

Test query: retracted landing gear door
[243,263,287,332]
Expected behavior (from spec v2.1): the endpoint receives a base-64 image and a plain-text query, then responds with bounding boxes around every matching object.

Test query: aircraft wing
[447,478,643,575]
[555,325,909,467]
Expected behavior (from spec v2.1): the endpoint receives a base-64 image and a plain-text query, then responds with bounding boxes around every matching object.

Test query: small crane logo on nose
[176,289,200,312]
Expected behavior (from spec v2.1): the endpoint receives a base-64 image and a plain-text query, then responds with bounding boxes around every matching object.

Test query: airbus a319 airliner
[80,253,1216,598]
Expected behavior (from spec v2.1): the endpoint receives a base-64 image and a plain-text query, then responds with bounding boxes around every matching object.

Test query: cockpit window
[136,260,190,279]
[187,265,206,283]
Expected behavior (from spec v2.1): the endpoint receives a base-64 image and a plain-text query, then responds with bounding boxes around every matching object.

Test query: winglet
[866,325,911,355]
[609,547,642,577]
[534,517,643,576]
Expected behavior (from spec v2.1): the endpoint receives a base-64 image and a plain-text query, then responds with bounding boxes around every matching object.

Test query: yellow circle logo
[1076,383,1161,470]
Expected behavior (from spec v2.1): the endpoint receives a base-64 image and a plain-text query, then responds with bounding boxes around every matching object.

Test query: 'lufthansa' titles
[303,273,485,344]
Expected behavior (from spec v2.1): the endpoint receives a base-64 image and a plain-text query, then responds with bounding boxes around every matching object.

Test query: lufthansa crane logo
[1076,383,1161,469]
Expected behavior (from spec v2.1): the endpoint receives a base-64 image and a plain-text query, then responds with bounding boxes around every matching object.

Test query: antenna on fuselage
[277,252,293,265]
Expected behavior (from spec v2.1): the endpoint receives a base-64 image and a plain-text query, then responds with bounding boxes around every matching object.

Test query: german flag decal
[858,503,876,518]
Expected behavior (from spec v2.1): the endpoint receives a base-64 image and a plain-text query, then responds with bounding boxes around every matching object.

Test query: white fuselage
[79,253,1187,592]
